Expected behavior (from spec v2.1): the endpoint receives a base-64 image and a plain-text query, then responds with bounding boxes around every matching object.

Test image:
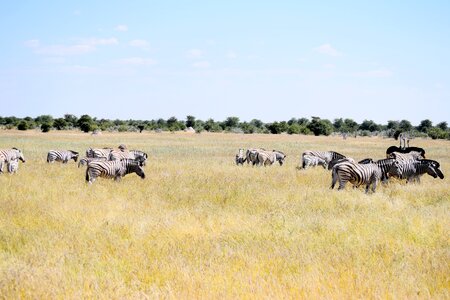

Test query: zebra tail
[85,168,90,182]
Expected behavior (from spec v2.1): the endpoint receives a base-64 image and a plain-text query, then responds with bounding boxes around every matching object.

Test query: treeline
[1,114,449,140]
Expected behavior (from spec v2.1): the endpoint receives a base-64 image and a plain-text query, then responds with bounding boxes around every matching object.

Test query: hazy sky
[1,1,449,124]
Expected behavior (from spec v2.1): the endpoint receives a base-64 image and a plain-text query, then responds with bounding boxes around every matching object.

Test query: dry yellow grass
[0,130,449,298]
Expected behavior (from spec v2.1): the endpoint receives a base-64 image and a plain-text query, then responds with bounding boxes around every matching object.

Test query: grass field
[0,130,449,298]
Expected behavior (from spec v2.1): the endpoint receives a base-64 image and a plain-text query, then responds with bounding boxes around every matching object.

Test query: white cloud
[129,39,150,48]
[192,61,210,68]
[83,37,118,46]
[115,24,128,32]
[353,69,393,78]
[315,44,341,57]
[187,49,204,59]
[117,57,157,65]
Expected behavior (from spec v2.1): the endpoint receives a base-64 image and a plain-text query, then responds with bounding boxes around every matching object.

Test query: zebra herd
[236,145,445,193]
[0,145,148,184]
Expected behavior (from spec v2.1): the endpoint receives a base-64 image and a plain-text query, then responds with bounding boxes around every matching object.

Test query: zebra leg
[330,169,338,189]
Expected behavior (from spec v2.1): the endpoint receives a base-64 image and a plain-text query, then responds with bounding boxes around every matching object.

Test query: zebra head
[12,148,26,163]
[129,162,145,179]
[69,150,79,162]
[422,160,444,179]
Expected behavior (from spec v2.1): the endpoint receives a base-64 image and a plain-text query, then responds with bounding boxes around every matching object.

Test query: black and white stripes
[47,150,79,163]
[85,159,146,184]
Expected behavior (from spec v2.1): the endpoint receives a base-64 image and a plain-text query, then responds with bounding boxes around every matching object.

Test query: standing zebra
[7,158,19,174]
[85,159,146,184]
[387,159,444,183]
[388,151,423,162]
[235,149,246,165]
[47,150,79,163]
[331,161,382,193]
[256,150,286,166]
[300,155,328,169]
[302,150,345,168]
[246,148,265,165]
[108,150,147,166]
[0,148,26,173]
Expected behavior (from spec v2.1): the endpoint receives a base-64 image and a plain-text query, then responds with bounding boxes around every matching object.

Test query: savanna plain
[0,130,449,299]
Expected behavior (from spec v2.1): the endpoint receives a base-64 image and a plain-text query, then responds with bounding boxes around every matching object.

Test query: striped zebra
[388,151,423,162]
[302,150,346,168]
[235,149,246,165]
[386,146,425,158]
[256,150,286,166]
[300,154,328,169]
[387,159,444,183]
[327,157,355,170]
[246,148,265,166]
[78,156,108,168]
[108,150,147,165]
[130,150,148,166]
[0,148,26,173]
[86,147,113,158]
[331,161,382,193]
[85,159,146,184]
[6,159,19,174]
[47,150,79,163]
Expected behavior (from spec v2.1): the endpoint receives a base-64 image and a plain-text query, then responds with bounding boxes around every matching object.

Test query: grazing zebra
[86,147,113,158]
[388,151,423,162]
[387,159,444,183]
[235,149,246,165]
[129,150,148,166]
[246,148,265,165]
[256,150,286,166]
[302,150,346,168]
[85,159,146,184]
[0,148,26,173]
[331,161,382,193]
[47,150,79,163]
[7,159,19,174]
[78,156,108,168]
[301,154,328,169]
[386,146,425,158]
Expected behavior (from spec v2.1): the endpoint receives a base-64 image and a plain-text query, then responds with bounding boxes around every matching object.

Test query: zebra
[256,150,286,166]
[246,148,265,166]
[235,149,246,165]
[387,159,444,183]
[47,150,79,163]
[330,161,382,193]
[301,150,346,168]
[0,148,26,173]
[327,157,355,170]
[398,132,411,149]
[129,150,148,166]
[85,159,146,184]
[78,156,108,168]
[358,158,375,164]
[86,147,113,158]
[386,146,425,158]
[388,151,423,162]
[300,154,328,169]
[7,158,19,174]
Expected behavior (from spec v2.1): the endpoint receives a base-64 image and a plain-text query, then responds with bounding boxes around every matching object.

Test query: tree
[64,114,78,127]
[398,119,412,132]
[223,116,240,129]
[287,123,301,134]
[250,119,264,129]
[333,118,344,132]
[343,118,359,133]
[307,117,333,136]
[359,119,380,132]
[35,115,54,126]
[41,123,51,132]
[186,115,196,128]
[53,118,67,130]
[417,119,433,133]
[17,121,29,131]
[436,121,448,131]
[267,122,283,134]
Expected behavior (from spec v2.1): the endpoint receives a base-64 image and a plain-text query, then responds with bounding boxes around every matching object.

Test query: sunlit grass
[0,130,449,298]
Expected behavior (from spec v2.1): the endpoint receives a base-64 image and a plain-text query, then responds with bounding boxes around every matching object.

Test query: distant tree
[427,127,448,140]
[297,118,310,126]
[17,121,29,131]
[308,117,333,136]
[387,120,399,130]
[287,118,298,126]
[398,119,412,132]
[267,122,284,134]
[186,115,196,128]
[64,114,78,127]
[436,121,448,131]
[343,118,359,134]
[333,118,344,132]
[53,118,67,130]
[417,119,433,133]
[223,116,240,129]
[250,119,264,129]
[137,124,145,133]
[359,119,380,132]
[35,115,54,126]
[287,123,301,134]
[41,123,51,132]
[77,115,93,127]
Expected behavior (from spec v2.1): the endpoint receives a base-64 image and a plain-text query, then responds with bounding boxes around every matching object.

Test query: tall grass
[0,130,449,298]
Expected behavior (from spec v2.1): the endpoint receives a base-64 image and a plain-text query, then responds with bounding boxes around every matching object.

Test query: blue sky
[0,1,449,124]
